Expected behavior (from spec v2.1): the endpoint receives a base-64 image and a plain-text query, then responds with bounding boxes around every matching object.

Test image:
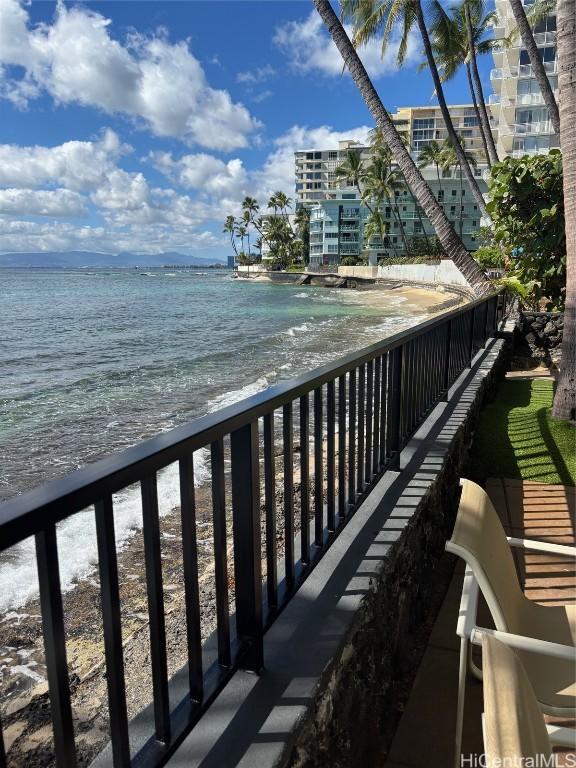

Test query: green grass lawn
[468,378,576,486]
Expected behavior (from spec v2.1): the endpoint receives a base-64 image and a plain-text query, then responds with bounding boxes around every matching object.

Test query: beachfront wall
[338,260,471,288]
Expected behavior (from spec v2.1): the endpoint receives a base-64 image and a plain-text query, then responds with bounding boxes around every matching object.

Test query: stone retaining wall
[282,340,509,768]
[515,311,563,366]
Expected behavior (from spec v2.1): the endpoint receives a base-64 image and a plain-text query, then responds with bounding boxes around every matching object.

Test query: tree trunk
[552,0,576,422]
[414,1,488,219]
[312,0,489,294]
[459,165,464,240]
[394,205,411,253]
[466,63,492,168]
[464,3,499,166]
[508,0,561,136]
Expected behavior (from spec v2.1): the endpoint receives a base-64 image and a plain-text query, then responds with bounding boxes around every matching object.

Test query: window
[328,151,337,160]
[402,206,407,211]
[393,237,398,244]
[342,193,356,200]
[472,220,477,227]
[314,152,322,159]
[414,222,423,234]
[462,189,466,196]
[474,168,482,177]
[464,116,479,127]
[437,190,444,202]
[452,189,457,196]
[306,152,313,159]
[450,205,456,213]
[314,173,321,179]
[413,118,434,129]
[442,169,452,178]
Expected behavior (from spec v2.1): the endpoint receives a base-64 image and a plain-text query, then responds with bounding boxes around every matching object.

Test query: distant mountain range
[0,251,227,268]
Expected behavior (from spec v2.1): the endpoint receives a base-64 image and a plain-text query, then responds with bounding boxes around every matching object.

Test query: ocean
[0,268,426,613]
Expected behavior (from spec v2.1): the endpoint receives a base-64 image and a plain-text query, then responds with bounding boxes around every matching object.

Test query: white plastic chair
[446,479,576,768]
[482,634,575,766]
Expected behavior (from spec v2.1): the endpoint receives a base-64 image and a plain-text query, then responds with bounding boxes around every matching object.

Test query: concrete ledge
[168,338,509,768]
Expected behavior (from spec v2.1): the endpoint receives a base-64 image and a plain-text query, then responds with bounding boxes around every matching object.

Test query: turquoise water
[0,268,424,610]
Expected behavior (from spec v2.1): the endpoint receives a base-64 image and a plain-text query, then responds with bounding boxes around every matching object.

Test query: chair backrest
[447,479,525,633]
[482,635,552,765]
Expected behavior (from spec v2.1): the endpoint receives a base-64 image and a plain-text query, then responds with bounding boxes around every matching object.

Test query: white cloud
[273,11,419,79]
[0,129,128,191]
[0,122,375,254]
[0,188,86,217]
[0,216,223,254]
[252,90,273,104]
[150,124,373,216]
[149,151,247,198]
[236,64,276,84]
[0,0,260,150]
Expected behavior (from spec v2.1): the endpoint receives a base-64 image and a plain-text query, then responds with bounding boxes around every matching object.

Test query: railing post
[389,345,403,470]
[35,526,78,768]
[442,318,453,401]
[468,306,476,367]
[231,422,264,673]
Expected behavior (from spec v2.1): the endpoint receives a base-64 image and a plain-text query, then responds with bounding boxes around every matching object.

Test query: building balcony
[500,120,554,136]
[340,224,359,231]
[490,91,557,108]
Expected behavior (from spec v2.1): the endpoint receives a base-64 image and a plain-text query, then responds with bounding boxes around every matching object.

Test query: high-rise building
[298,105,493,268]
[490,0,559,158]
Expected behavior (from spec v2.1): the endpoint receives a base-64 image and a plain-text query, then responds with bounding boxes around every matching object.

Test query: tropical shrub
[473,245,505,270]
[486,151,565,309]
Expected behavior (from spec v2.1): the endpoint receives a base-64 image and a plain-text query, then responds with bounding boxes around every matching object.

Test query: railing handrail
[0,290,500,551]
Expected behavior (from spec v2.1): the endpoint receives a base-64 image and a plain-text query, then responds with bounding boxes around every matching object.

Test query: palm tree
[242,210,251,257]
[429,0,499,166]
[441,138,477,241]
[294,206,311,264]
[552,0,575,421]
[268,192,292,219]
[335,148,366,197]
[363,209,389,253]
[341,0,489,219]
[369,128,431,250]
[418,140,446,198]
[363,154,411,252]
[223,215,238,258]
[235,224,247,257]
[508,0,560,135]
[313,0,488,293]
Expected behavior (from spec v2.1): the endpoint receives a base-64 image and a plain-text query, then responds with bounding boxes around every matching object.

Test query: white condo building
[490,0,559,158]
[295,106,494,268]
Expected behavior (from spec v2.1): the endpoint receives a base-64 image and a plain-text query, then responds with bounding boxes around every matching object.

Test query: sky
[0,0,496,260]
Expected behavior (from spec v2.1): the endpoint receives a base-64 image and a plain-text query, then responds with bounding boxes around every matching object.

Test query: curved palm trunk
[313,0,489,294]
[509,0,560,135]
[464,3,499,165]
[465,63,491,168]
[552,0,575,422]
[413,1,488,219]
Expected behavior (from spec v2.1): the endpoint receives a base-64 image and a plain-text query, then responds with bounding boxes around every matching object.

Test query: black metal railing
[0,290,507,768]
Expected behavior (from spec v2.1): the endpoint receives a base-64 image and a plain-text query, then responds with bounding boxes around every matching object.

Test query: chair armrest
[456,565,480,640]
[547,725,576,749]
[470,627,575,661]
[507,536,576,558]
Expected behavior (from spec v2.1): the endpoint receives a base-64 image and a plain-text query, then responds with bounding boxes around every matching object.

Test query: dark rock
[544,321,556,335]
[531,319,545,331]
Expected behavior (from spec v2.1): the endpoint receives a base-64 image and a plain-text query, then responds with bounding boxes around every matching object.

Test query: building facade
[298,105,492,268]
[490,0,559,159]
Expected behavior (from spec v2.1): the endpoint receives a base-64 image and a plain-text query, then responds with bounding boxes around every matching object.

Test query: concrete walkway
[383,479,575,768]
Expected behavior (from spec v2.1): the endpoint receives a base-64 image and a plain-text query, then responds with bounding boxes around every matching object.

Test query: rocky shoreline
[0,445,315,767]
